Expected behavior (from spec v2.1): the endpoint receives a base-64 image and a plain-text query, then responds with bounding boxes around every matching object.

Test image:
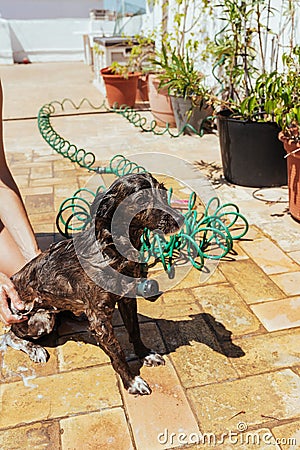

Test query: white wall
[0,0,106,19]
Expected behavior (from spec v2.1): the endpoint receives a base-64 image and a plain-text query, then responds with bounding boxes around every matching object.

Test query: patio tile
[32,222,56,234]
[30,165,54,179]
[250,297,300,332]
[57,332,109,371]
[0,421,60,450]
[24,193,54,214]
[191,284,262,336]
[187,369,300,435]
[288,250,300,265]
[257,218,300,253]
[29,211,56,225]
[122,357,200,450]
[1,344,58,383]
[219,259,285,304]
[240,237,299,274]
[272,420,300,449]
[174,266,226,289]
[230,328,300,376]
[14,174,29,187]
[0,365,121,429]
[138,289,202,321]
[20,185,54,196]
[271,272,300,296]
[162,314,240,388]
[60,408,134,450]
[31,177,75,187]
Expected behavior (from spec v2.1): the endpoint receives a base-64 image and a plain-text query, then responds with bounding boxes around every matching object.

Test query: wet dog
[2,173,184,395]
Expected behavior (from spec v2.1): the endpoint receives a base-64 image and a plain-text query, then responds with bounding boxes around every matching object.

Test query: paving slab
[0,62,299,450]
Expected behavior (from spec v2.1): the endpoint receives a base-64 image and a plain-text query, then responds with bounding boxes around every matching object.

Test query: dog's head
[92,173,184,243]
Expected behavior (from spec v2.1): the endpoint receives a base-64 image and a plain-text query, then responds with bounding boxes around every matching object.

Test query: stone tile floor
[0,62,299,449]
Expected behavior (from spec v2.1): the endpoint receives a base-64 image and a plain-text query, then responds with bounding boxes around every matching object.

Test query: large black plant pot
[217,111,287,187]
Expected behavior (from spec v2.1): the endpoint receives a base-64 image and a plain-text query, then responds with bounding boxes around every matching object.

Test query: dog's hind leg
[0,331,48,363]
[118,298,165,367]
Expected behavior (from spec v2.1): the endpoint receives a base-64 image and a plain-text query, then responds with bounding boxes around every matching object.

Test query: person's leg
[0,224,27,276]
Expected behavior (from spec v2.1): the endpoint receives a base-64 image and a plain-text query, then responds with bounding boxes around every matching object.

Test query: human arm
[0,272,27,325]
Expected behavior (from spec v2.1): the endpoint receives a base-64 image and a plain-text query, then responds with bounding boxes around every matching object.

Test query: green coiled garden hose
[38,99,249,274]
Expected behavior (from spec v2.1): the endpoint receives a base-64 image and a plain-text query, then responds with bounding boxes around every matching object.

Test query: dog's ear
[90,189,118,221]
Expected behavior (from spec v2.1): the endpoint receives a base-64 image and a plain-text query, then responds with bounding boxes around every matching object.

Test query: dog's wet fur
[3,173,184,395]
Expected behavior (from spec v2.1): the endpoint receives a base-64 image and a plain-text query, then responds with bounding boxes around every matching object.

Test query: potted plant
[209,0,298,187]
[147,0,213,128]
[271,46,300,220]
[100,61,142,108]
[152,44,213,134]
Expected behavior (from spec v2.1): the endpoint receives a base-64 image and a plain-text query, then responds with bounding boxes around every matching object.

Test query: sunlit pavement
[0,62,299,450]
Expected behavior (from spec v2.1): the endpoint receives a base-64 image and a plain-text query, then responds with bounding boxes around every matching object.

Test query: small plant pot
[170,96,213,135]
[279,131,300,221]
[217,111,287,187]
[148,74,176,127]
[101,67,141,108]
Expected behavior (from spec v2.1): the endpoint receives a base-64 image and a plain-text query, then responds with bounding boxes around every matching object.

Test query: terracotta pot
[101,67,141,108]
[136,74,149,103]
[279,131,300,221]
[148,74,176,127]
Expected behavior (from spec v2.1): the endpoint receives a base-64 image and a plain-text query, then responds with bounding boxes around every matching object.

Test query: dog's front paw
[128,376,151,395]
[143,351,165,367]
[29,346,48,363]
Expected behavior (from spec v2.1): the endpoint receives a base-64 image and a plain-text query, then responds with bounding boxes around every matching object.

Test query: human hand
[0,272,27,325]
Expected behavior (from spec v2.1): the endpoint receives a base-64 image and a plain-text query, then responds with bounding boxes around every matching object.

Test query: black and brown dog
[2,173,184,395]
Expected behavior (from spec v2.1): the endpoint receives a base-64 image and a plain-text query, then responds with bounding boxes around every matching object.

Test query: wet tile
[250,297,300,332]
[57,333,109,371]
[230,329,300,376]
[187,369,300,434]
[272,420,300,449]
[240,237,299,275]
[1,345,58,383]
[271,272,300,296]
[0,421,60,450]
[0,365,121,429]
[191,284,262,337]
[219,259,285,304]
[60,408,134,450]
[122,357,200,450]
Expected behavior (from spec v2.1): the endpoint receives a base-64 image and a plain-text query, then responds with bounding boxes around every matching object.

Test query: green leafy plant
[271,47,300,142]
[151,44,208,100]
[232,46,300,142]
[210,0,300,109]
